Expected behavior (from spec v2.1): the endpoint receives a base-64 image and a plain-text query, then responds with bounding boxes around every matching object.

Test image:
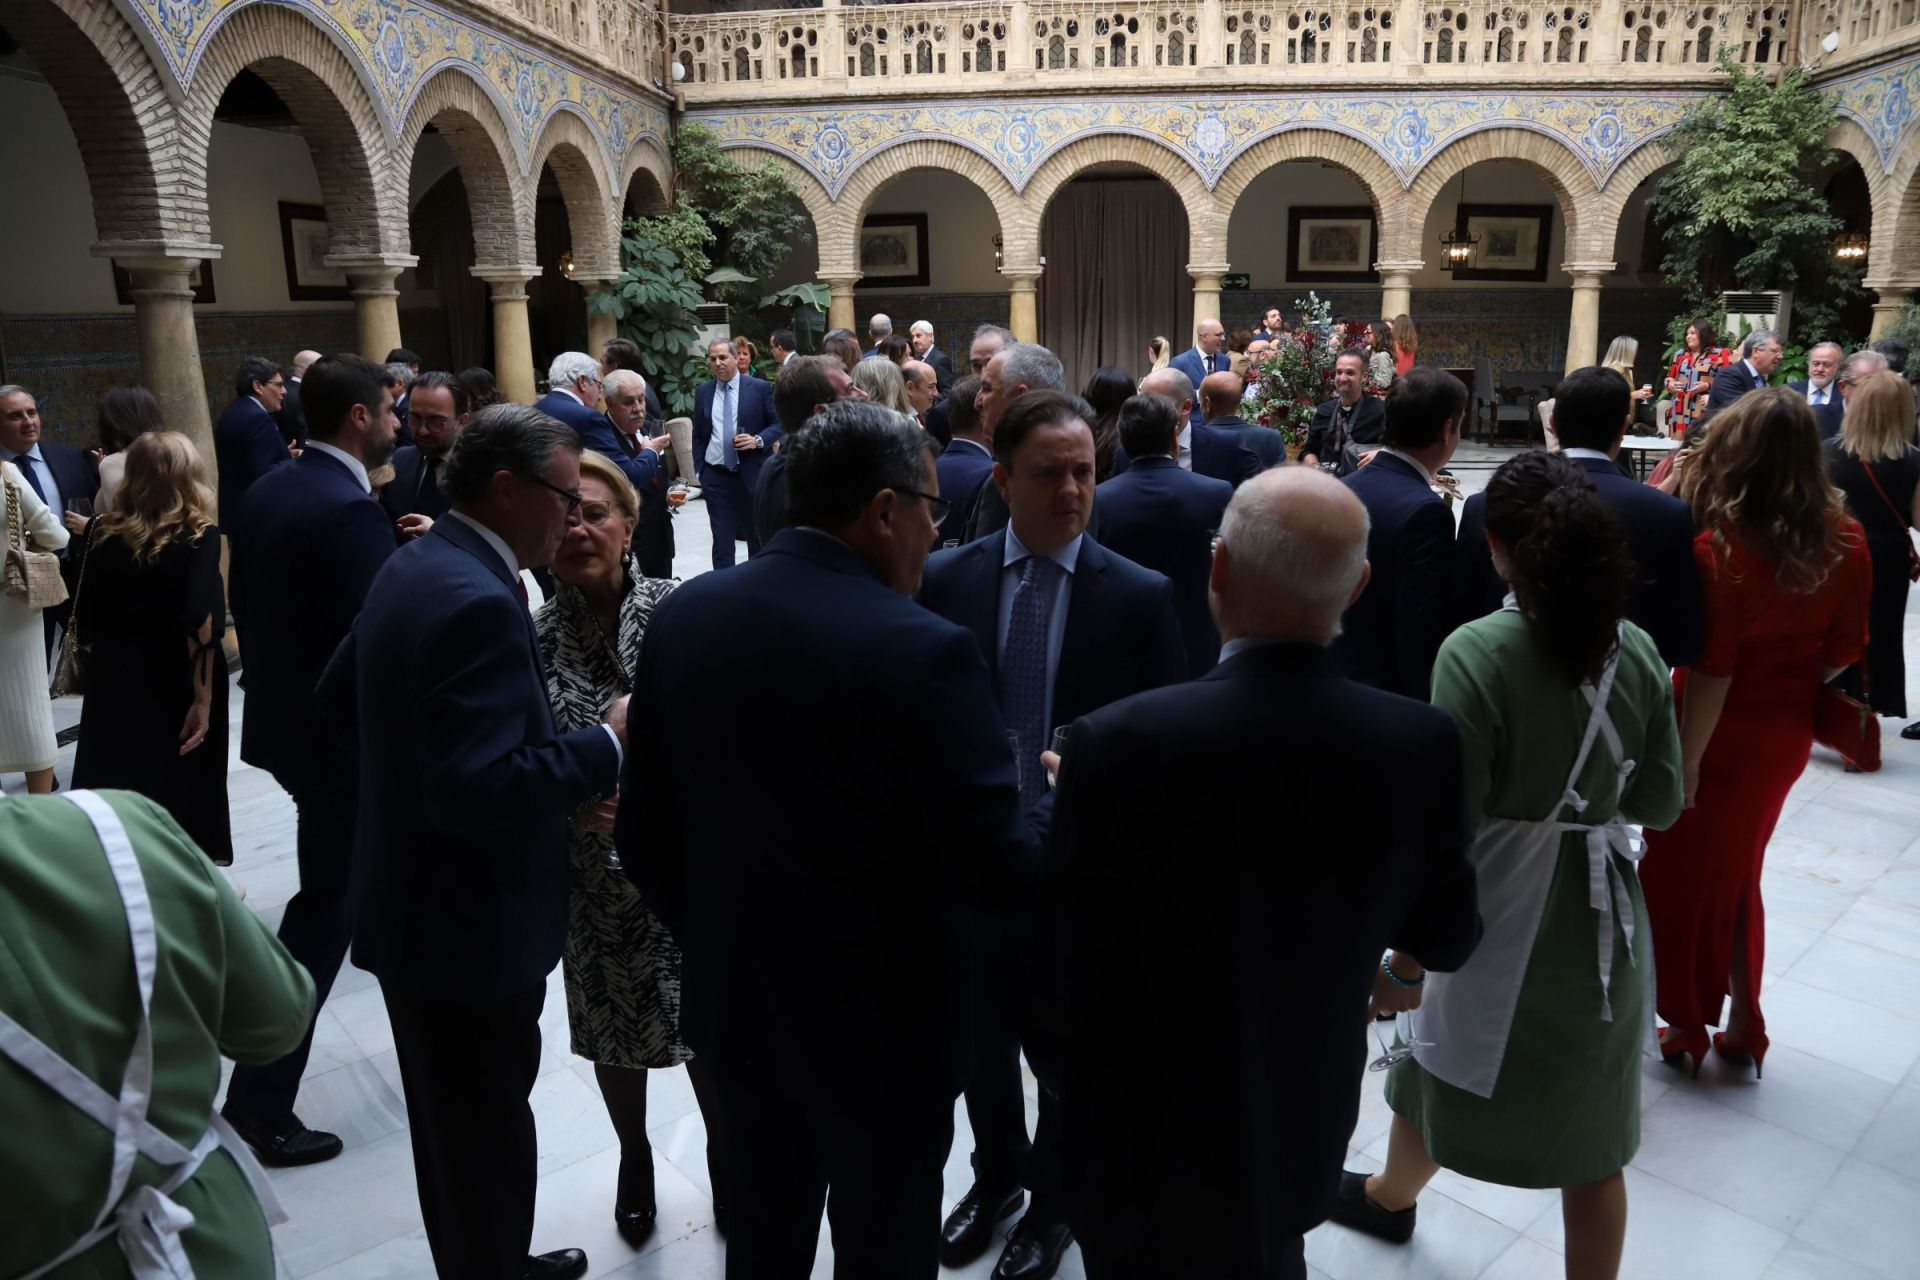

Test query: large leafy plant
[1242,294,1370,448]
[587,208,710,414]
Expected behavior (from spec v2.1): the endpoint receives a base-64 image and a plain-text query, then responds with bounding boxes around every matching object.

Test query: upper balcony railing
[647,0,1917,99]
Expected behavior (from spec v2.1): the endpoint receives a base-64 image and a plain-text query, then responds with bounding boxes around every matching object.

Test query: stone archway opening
[1225,160,1387,336]
[843,166,1002,368]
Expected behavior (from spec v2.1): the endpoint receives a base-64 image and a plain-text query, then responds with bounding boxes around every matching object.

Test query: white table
[1619,435,1681,479]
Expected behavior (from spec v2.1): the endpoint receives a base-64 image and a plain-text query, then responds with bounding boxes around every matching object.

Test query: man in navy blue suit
[1333,366,1464,701]
[601,368,679,577]
[1787,341,1846,440]
[753,355,866,548]
[276,349,319,446]
[224,353,398,1168]
[214,356,293,526]
[919,389,1184,1280]
[1453,367,1705,668]
[1702,328,1782,422]
[1111,367,1260,489]
[962,343,1070,543]
[0,384,102,653]
[692,338,781,568]
[317,405,620,1280]
[1095,393,1233,676]
[1167,318,1230,425]
[616,401,1045,1280]
[534,350,613,442]
[1199,370,1284,470]
[379,371,470,538]
[934,373,992,545]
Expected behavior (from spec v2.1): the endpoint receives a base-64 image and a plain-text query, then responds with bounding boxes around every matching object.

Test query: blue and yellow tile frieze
[123,0,669,177]
[1826,55,1920,172]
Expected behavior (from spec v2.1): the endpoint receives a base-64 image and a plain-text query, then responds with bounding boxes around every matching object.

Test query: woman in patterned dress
[534,449,727,1250]
[1663,317,1730,438]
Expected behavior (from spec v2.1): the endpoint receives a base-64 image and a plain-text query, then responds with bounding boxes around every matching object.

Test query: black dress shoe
[991,1211,1073,1280]
[1326,1169,1416,1244]
[1902,720,1920,740]
[523,1248,588,1280]
[940,1182,1025,1267]
[713,1201,728,1237]
[221,1107,343,1167]
[615,1200,657,1250]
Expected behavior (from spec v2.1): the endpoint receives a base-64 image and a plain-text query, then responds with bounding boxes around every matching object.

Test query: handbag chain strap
[64,522,94,645]
[1859,460,1914,532]
[5,479,21,555]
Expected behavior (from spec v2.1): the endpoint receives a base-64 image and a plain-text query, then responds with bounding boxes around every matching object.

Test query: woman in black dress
[1082,366,1135,482]
[70,431,231,862]
[1823,370,1920,725]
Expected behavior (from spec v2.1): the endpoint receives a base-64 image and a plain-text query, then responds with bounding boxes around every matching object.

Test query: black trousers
[698,466,759,569]
[708,1048,953,1280]
[384,978,546,1280]
[962,924,1061,1205]
[1080,1237,1306,1280]
[225,777,357,1120]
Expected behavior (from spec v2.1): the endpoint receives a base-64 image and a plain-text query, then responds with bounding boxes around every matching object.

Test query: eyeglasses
[894,487,952,525]
[524,472,583,513]
[409,413,455,432]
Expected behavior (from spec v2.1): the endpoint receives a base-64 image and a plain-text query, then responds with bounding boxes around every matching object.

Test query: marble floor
[15,453,1920,1280]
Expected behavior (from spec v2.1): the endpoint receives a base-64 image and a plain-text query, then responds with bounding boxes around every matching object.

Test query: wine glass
[65,497,93,519]
[667,480,691,510]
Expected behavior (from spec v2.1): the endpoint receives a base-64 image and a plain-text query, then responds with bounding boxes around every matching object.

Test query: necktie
[414,456,437,509]
[721,383,739,468]
[1001,555,1058,808]
[514,576,529,607]
[11,451,46,504]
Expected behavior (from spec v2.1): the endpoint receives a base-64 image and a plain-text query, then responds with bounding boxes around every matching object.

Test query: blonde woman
[0,456,68,793]
[852,356,915,417]
[1602,336,1656,434]
[1147,335,1172,374]
[69,431,231,863]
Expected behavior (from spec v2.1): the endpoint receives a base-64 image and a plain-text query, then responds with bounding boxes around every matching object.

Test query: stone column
[822,0,846,80]
[328,254,417,361]
[1002,266,1042,342]
[1563,262,1614,375]
[1869,285,1914,340]
[1198,0,1224,69]
[473,266,541,404]
[92,243,221,486]
[1375,260,1422,321]
[1188,262,1230,345]
[822,274,861,333]
[1008,0,1032,72]
[581,280,620,354]
[1591,0,1623,64]
[1392,0,1424,67]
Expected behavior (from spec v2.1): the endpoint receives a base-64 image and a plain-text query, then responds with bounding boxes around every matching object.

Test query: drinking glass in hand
[1046,725,1071,788]
[65,497,93,519]
[667,481,691,509]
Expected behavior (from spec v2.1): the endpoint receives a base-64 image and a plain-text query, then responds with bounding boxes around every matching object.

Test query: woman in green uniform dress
[1327,452,1684,1280]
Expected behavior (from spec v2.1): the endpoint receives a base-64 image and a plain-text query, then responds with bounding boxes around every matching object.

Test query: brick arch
[834,139,1022,258]
[0,0,193,243]
[730,149,840,272]
[618,138,672,216]
[1596,152,1676,268]
[529,109,619,279]
[1022,133,1219,263]
[400,66,533,269]
[1821,117,1913,287]
[1215,129,1401,228]
[1405,129,1599,263]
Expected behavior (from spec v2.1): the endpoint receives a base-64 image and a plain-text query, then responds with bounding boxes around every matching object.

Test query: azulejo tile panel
[686,91,1710,199]
[123,0,667,177]
[1826,53,1920,172]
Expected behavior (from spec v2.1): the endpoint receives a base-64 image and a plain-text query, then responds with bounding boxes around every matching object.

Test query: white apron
[1,791,286,1279]
[1412,622,1650,1099]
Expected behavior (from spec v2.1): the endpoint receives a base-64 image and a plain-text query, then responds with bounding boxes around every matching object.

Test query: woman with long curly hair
[69,431,232,862]
[1640,388,1872,1079]
[1329,452,1682,1280]
[1392,312,1419,377]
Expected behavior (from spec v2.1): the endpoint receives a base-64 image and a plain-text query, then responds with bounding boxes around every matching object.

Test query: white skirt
[0,594,56,772]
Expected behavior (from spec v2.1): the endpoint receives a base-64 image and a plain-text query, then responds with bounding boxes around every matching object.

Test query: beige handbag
[4,479,69,609]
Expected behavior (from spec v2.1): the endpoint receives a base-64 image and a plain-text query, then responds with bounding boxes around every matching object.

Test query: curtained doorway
[1039,173,1191,392]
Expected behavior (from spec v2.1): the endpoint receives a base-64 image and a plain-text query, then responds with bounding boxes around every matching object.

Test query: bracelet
[1381,955,1425,988]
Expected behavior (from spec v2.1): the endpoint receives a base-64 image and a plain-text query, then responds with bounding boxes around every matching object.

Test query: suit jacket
[1206,413,1284,471]
[592,418,676,579]
[213,396,289,523]
[1702,359,1766,421]
[934,437,995,546]
[917,530,1186,731]
[1168,348,1231,425]
[377,445,451,528]
[532,389,607,442]
[1451,453,1705,669]
[1304,395,1388,463]
[1112,423,1259,489]
[275,377,306,447]
[316,515,620,1001]
[5,442,100,518]
[924,346,959,395]
[231,449,395,786]
[1028,641,1481,1263]
[1332,451,1454,700]
[1094,457,1232,676]
[1787,379,1845,440]
[691,374,781,491]
[614,527,1043,1082]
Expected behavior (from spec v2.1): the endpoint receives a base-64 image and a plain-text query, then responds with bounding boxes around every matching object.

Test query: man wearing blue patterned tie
[1788,341,1846,439]
[691,338,780,569]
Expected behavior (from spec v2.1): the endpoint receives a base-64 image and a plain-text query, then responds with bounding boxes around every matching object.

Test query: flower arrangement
[1242,293,1373,457]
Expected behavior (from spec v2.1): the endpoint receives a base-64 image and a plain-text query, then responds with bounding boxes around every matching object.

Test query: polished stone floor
[15,450,1920,1279]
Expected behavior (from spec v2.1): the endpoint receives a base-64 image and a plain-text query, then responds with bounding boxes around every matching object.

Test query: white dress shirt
[1175,425,1193,471]
[302,439,371,494]
[0,445,61,515]
[997,528,1083,726]
[1379,446,1437,486]
[705,378,737,467]
[1561,448,1613,464]
[1806,380,1833,407]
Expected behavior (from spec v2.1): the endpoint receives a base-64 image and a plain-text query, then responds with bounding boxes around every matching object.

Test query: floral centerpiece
[1242,293,1373,460]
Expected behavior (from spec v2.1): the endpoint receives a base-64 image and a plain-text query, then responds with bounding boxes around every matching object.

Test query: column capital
[1000,263,1042,288]
[473,264,541,301]
[91,240,223,269]
[1186,262,1232,279]
[819,273,863,293]
[1864,278,1920,295]
[1563,261,1616,281]
[1374,259,1424,276]
[326,252,417,275]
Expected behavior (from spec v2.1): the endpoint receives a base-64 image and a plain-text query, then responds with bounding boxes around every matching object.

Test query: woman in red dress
[1392,312,1418,377]
[1640,389,1872,1079]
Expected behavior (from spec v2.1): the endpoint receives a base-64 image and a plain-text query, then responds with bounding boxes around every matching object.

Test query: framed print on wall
[1287,206,1378,283]
[856,214,930,289]
[1452,204,1553,282]
[278,202,351,301]
[112,259,216,305]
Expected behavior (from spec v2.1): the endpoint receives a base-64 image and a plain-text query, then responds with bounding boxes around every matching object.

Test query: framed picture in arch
[1287,206,1378,283]
[1452,204,1553,282]
[856,213,930,289]
[278,202,352,301]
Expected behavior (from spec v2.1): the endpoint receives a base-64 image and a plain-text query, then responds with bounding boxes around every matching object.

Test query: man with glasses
[380,371,471,538]
[1702,328,1783,422]
[971,323,1015,376]
[692,337,780,568]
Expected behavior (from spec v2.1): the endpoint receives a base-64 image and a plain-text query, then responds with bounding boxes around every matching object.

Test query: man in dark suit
[379,371,470,538]
[1788,341,1846,439]
[1302,348,1388,473]
[753,355,864,548]
[1453,366,1705,667]
[911,320,959,394]
[1198,370,1283,470]
[0,384,102,653]
[920,389,1185,1280]
[1112,367,1260,489]
[617,401,1045,1279]
[935,374,991,546]
[1030,466,1481,1280]
[903,359,944,442]
[1333,365,1463,701]
[276,349,319,446]
[1095,393,1233,677]
[316,405,620,1280]
[867,312,895,359]
[692,338,780,568]
[214,357,293,525]
[1167,318,1230,426]
[600,368,678,576]
[534,350,611,441]
[224,353,398,1167]
[1702,328,1782,421]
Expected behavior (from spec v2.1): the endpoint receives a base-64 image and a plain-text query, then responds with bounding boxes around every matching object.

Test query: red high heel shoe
[1712,1027,1770,1079]
[1659,1025,1708,1079]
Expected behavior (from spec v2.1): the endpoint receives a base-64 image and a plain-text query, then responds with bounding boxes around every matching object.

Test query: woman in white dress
[2,458,70,792]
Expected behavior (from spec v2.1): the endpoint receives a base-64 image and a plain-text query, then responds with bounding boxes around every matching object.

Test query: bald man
[1112,367,1259,489]
[1199,370,1283,470]
[279,348,323,446]
[1028,467,1481,1280]
[1168,319,1230,426]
